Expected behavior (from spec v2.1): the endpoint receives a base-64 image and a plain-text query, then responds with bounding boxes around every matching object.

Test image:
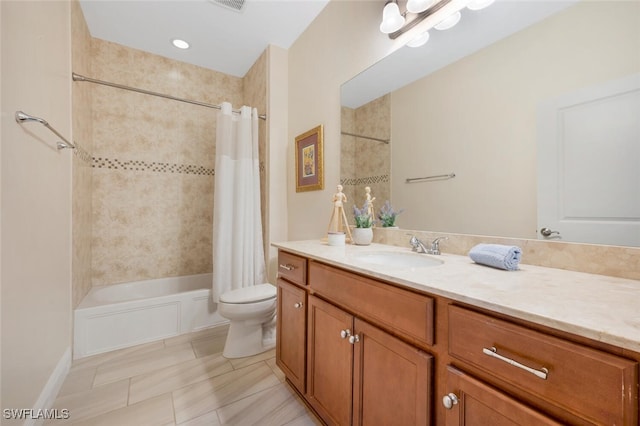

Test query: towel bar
[406,173,455,183]
[15,111,76,150]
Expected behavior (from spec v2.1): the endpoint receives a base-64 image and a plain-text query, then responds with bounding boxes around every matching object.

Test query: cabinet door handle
[482,346,548,380]
[279,263,295,271]
[442,393,459,410]
[340,329,351,339]
[293,302,303,308]
[348,335,360,344]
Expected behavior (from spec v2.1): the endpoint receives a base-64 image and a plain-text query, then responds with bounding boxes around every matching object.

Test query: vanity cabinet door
[307,295,353,425]
[353,318,432,426]
[276,278,307,394]
[444,366,562,426]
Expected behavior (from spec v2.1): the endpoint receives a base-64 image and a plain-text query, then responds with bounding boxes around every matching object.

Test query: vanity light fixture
[380,0,495,47]
[380,1,406,34]
[171,39,190,49]
[434,10,461,30]
[466,0,495,11]
[407,0,436,14]
[406,30,430,48]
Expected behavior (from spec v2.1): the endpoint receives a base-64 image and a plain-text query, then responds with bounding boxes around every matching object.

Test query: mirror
[341,0,640,247]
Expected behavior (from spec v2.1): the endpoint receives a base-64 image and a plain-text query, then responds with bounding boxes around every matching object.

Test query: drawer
[309,261,434,346]
[277,251,307,286]
[448,305,638,425]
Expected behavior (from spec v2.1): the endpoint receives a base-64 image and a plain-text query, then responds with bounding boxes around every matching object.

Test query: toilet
[218,283,277,359]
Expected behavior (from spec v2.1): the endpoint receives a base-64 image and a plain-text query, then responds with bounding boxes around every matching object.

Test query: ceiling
[79,0,331,78]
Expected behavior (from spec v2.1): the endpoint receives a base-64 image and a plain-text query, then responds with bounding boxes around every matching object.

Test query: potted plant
[352,202,373,245]
[377,200,404,228]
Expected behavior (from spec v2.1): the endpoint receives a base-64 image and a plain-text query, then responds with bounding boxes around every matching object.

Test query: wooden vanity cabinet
[307,295,433,426]
[446,305,639,425]
[276,278,307,394]
[275,250,639,425]
[443,366,562,426]
[276,252,308,395]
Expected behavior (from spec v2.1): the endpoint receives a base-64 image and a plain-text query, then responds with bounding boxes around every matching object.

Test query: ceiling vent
[208,0,246,13]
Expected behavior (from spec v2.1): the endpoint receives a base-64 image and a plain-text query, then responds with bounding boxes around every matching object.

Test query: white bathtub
[73,273,227,359]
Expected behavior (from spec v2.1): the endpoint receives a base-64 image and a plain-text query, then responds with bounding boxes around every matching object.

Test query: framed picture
[295,125,324,192]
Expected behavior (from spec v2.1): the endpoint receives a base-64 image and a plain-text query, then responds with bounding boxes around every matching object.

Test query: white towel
[469,244,522,271]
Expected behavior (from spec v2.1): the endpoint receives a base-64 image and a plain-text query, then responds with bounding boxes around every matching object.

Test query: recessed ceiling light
[172,39,190,49]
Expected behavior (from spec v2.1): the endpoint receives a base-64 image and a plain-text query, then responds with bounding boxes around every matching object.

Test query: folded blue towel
[469,244,522,271]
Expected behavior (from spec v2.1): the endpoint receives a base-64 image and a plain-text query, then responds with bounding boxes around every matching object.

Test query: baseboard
[25,347,71,426]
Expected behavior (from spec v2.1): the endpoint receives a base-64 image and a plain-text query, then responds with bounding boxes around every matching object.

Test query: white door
[537,74,640,247]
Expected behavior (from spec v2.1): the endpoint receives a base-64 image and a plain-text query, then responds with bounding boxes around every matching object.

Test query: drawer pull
[348,335,360,345]
[483,346,549,380]
[340,329,351,339]
[279,263,296,271]
[294,302,303,309]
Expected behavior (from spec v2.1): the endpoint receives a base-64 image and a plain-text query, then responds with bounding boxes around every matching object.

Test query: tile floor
[48,325,321,425]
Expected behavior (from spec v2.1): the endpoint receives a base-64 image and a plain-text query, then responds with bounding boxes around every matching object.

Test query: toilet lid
[219,284,276,304]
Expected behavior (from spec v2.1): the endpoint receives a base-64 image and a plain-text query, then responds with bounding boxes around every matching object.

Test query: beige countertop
[273,240,640,353]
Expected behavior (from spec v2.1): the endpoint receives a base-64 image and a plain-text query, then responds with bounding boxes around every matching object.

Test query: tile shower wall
[341,94,391,222]
[242,50,268,255]
[71,0,93,307]
[89,39,246,286]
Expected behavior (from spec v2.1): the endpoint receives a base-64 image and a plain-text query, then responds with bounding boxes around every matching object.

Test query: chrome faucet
[409,235,448,255]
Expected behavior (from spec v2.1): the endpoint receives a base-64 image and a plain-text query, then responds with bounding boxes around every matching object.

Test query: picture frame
[295,125,324,192]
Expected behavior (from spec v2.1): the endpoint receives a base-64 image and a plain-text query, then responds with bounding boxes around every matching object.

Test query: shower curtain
[212,102,266,302]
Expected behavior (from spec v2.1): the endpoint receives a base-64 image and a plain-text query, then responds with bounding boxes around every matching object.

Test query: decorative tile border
[73,142,93,164]
[93,157,215,176]
[341,174,390,186]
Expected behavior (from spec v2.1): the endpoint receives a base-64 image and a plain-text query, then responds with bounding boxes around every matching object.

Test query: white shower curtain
[212,102,266,302]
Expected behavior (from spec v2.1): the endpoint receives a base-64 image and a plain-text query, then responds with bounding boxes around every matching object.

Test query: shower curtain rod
[72,73,267,120]
[341,131,390,144]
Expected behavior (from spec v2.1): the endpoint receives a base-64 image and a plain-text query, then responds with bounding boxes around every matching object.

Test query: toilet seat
[219,283,276,304]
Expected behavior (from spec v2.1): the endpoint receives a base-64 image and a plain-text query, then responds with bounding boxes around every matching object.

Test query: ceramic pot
[352,227,373,245]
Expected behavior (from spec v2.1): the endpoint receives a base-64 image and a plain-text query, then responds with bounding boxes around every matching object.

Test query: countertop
[273,240,640,353]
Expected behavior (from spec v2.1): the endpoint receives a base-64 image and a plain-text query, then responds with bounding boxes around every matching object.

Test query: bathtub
[73,273,227,359]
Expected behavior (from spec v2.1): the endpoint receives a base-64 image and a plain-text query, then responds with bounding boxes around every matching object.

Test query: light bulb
[172,39,190,49]
[434,10,461,30]
[380,2,406,34]
[467,0,495,11]
[406,0,435,14]
[407,31,430,48]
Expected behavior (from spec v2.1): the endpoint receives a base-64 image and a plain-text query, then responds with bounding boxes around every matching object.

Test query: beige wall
[71,0,93,307]
[89,39,246,286]
[391,1,640,238]
[265,45,289,283]
[287,0,403,240]
[1,0,72,413]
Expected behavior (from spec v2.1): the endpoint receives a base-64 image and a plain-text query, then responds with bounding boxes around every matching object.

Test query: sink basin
[352,251,443,268]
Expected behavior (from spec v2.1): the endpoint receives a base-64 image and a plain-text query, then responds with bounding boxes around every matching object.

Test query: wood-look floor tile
[94,343,196,387]
[172,362,280,424]
[283,414,324,426]
[129,353,234,404]
[190,334,227,358]
[57,366,96,398]
[71,341,165,372]
[177,410,221,426]
[228,348,275,370]
[46,379,129,424]
[164,324,229,347]
[265,358,286,383]
[71,394,175,426]
[216,382,308,426]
